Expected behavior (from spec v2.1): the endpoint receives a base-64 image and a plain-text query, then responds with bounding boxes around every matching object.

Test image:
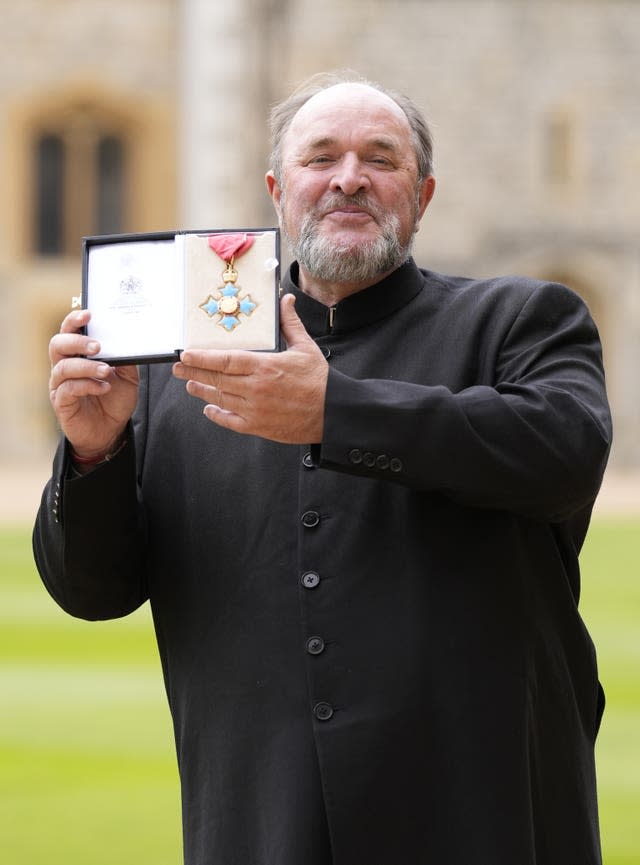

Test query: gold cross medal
[199,234,258,331]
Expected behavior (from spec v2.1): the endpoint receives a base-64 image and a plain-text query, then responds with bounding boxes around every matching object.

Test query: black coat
[34,259,612,865]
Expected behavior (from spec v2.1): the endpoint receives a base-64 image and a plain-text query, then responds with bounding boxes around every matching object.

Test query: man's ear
[413,175,436,234]
[265,171,282,216]
[418,175,436,219]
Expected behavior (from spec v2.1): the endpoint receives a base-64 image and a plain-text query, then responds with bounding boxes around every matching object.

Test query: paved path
[1,460,639,526]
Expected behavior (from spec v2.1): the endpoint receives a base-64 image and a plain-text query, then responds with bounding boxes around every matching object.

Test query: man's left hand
[173,294,329,444]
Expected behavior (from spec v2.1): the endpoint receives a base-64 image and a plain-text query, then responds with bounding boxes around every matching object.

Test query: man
[34,72,611,865]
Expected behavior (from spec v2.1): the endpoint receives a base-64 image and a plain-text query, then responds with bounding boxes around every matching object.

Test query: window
[97,135,125,235]
[35,134,65,255]
[33,109,127,256]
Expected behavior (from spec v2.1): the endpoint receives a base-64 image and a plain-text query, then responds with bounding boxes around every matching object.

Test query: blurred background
[0,1,638,863]
[1,0,639,470]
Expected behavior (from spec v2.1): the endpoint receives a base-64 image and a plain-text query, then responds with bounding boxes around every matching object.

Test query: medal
[199,233,258,331]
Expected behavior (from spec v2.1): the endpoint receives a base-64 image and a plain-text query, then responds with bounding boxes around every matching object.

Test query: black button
[389,457,403,473]
[363,452,376,467]
[321,346,331,359]
[302,452,315,469]
[313,701,334,721]
[301,510,320,528]
[306,636,325,655]
[376,454,390,470]
[348,448,363,464]
[301,571,321,589]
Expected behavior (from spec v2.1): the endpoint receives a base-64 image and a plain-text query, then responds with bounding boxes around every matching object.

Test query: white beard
[282,192,416,283]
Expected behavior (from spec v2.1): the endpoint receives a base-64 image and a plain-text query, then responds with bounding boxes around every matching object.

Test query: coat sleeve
[315,281,612,522]
[32,428,149,621]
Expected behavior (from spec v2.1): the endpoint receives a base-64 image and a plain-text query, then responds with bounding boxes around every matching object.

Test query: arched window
[35,134,65,255]
[32,109,127,257]
[97,134,125,235]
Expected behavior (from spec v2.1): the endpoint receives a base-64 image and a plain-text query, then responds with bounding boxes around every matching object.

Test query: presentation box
[81,228,281,364]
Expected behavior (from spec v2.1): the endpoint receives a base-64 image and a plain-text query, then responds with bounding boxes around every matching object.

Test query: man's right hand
[49,309,139,459]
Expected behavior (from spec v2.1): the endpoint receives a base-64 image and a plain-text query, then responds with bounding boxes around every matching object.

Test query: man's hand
[49,309,139,458]
[173,294,329,444]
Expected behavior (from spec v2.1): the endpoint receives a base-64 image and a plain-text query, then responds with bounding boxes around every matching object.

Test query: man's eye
[308,156,333,165]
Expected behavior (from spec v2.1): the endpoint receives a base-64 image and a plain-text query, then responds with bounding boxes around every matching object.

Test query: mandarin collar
[283,259,424,338]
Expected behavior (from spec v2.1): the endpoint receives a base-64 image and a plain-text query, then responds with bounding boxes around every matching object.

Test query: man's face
[267,83,435,285]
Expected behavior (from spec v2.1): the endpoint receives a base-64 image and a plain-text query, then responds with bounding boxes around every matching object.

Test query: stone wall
[1,0,637,466]
[180,0,639,466]
[0,0,178,459]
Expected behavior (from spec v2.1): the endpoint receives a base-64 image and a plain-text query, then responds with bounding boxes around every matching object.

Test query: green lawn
[0,528,182,864]
[579,518,640,865]
[1,519,638,864]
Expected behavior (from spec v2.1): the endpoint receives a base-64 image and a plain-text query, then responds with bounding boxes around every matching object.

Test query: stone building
[1,0,637,466]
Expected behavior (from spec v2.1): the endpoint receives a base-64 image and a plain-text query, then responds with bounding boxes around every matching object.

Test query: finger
[186,380,245,414]
[60,309,91,334]
[279,294,313,349]
[184,379,218,403]
[173,361,228,391]
[203,403,249,434]
[49,357,112,391]
[50,376,112,406]
[51,310,102,365]
[173,362,220,391]
[49,332,102,365]
[176,350,257,376]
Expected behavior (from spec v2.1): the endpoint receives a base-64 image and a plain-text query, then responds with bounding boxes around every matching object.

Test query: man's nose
[329,154,370,196]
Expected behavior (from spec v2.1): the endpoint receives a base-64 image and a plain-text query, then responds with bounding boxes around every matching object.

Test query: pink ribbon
[207,233,255,262]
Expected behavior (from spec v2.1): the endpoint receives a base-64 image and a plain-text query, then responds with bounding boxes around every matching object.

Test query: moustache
[315,194,383,222]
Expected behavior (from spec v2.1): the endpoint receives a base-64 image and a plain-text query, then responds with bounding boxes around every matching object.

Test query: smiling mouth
[318,193,378,219]
[324,207,374,221]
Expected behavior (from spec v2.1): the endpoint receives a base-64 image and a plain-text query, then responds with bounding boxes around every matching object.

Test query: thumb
[280,293,313,350]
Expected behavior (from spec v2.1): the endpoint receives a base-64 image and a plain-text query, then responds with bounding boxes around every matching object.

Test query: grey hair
[268,70,435,184]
